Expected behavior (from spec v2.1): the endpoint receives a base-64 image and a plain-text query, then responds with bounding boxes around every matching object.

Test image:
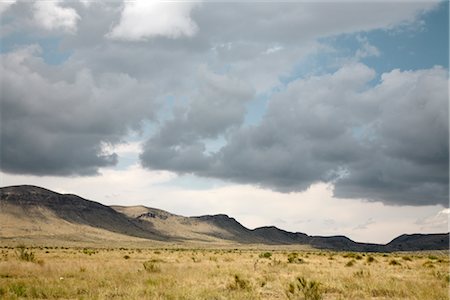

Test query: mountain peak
[1,185,59,195]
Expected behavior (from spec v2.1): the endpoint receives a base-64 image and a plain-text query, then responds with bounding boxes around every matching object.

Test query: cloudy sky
[1,0,448,243]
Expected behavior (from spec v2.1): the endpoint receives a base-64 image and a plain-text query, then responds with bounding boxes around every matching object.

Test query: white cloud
[415,208,450,231]
[101,141,143,156]
[107,1,200,41]
[0,165,176,205]
[0,0,16,15]
[78,0,92,8]
[355,37,381,59]
[33,1,80,32]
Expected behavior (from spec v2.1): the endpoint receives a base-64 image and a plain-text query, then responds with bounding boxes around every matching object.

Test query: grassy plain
[0,245,448,299]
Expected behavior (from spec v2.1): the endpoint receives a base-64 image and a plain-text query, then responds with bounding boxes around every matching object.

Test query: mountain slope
[386,233,449,251]
[1,185,448,251]
[0,185,166,241]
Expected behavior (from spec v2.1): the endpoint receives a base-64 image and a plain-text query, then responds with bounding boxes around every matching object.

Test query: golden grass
[0,246,448,299]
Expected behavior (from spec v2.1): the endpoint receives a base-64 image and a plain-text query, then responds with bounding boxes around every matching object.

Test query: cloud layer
[141,64,449,206]
[1,1,447,207]
[1,45,159,175]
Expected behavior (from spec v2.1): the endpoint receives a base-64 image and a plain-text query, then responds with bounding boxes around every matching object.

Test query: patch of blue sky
[327,1,448,75]
[1,33,72,65]
[243,92,270,126]
[202,136,226,156]
[281,1,448,88]
[280,49,341,86]
[114,153,138,171]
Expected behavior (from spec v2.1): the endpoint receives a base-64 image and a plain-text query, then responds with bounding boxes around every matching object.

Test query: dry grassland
[0,246,448,299]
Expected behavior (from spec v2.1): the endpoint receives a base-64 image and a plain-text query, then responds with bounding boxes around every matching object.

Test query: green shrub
[228,274,251,291]
[16,245,35,262]
[345,259,356,267]
[402,256,412,261]
[389,259,401,266]
[9,283,27,297]
[287,252,304,264]
[259,252,272,259]
[143,260,161,273]
[82,248,97,256]
[287,276,322,300]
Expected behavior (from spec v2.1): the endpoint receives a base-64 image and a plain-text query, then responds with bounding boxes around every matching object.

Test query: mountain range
[1,185,448,252]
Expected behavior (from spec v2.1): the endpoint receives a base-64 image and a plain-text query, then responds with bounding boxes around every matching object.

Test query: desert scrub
[287,276,322,300]
[16,245,35,262]
[9,282,27,297]
[228,274,251,291]
[366,255,376,263]
[259,252,272,259]
[345,259,356,267]
[402,256,412,261]
[287,252,305,264]
[389,259,401,266]
[82,248,97,255]
[143,260,161,273]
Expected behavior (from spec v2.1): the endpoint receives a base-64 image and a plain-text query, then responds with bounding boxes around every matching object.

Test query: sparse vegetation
[367,255,376,263]
[389,259,401,266]
[345,259,356,267]
[143,260,161,273]
[228,274,251,291]
[0,247,448,299]
[287,252,305,264]
[16,245,35,262]
[287,276,322,300]
[259,251,272,259]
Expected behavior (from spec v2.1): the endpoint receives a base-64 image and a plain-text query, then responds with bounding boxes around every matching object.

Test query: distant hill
[0,185,166,243]
[1,185,448,251]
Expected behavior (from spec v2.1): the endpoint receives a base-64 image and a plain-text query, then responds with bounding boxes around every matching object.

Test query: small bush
[287,252,304,264]
[82,248,97,256]
[259,252,272,259]
[389,259,401,266]
[367,256,376,263]
[143,261,161,273]
[402,256,412,261]
[353,270,370,278]
[9,283,27,297]
[345,259,356,267]
[228,274,251,291]
[287,276,322,300]
[16,245,35,262]
[428,255,438,260]
[123,255,130,259]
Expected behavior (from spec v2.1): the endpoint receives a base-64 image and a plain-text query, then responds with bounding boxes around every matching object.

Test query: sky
[0,0,448,244]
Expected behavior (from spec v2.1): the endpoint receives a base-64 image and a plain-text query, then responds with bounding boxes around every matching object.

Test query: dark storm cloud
[140,64,449,206]
[140,69,254,173]
[0,45,160,175]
